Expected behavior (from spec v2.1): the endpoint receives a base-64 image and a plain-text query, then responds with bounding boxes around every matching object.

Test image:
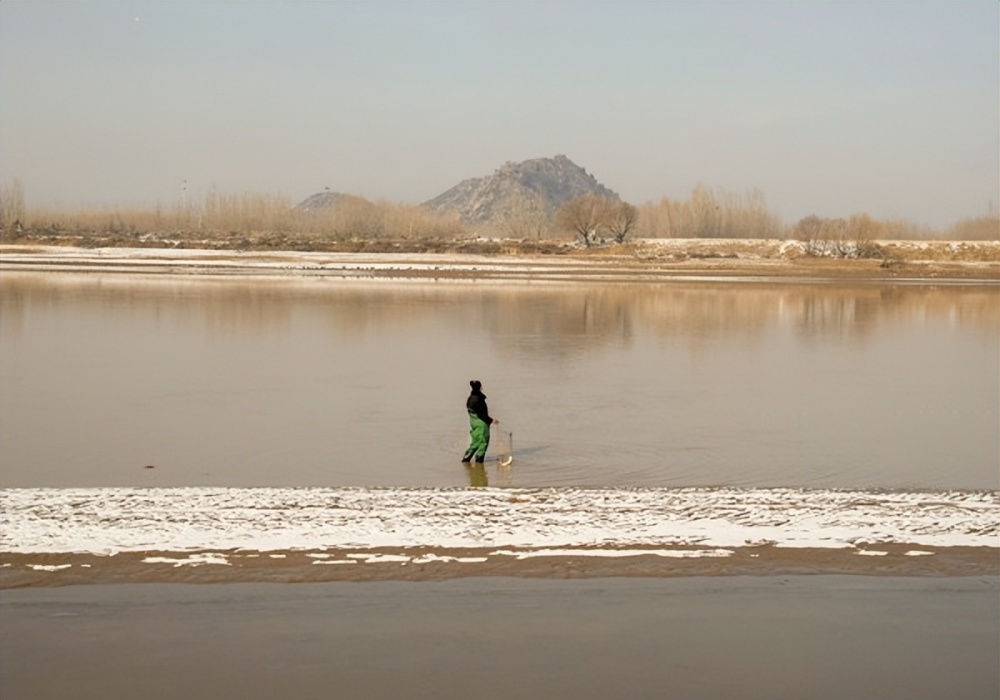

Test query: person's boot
[461,451,474,463]
[474,456,485,464]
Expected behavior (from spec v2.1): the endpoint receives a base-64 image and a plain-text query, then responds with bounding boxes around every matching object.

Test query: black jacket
[466,390,493,424]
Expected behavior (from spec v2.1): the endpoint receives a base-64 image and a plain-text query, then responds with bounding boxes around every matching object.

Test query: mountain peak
[423,155,619,224]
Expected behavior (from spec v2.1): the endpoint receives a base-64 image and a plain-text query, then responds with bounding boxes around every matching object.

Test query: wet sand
[2,545,997,589]
[1,576,997,700]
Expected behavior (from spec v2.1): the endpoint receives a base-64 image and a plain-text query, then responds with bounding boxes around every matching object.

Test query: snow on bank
[0,245,563,277]
[2,487,996,555]
[2,241,997,281]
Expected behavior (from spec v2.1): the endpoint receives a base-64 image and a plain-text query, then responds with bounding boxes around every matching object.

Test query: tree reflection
[1,275,996,358]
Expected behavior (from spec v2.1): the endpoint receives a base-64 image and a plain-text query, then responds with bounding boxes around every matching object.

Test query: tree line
[2,179,997,247]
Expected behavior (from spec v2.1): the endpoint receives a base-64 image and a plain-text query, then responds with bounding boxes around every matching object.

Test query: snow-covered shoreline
[2,241,997,282]
[3,486,996,555]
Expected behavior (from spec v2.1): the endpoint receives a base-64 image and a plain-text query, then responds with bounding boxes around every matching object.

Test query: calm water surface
[1,273,996,490]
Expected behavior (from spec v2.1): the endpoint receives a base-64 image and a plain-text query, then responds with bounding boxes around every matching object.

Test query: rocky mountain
[422,155,620,224]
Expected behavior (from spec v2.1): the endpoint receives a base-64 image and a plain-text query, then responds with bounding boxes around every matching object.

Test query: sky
[1,1,997,229]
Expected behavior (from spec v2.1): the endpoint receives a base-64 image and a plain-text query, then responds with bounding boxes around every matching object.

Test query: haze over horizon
[1,1,997,230]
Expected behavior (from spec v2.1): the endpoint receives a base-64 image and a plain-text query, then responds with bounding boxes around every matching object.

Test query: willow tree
[607,201,639,243]
[555,194,615,247]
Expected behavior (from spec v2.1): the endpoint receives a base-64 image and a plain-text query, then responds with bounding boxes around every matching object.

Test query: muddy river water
[1,273,996,490]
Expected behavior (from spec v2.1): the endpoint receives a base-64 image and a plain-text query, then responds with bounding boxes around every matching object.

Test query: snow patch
[411,554,489,564]
[492,548,733,559]
[347,553,411,564]
[142,553,230,567]
[312,560,358,565]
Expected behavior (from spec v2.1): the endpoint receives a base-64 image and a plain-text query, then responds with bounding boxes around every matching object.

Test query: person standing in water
[462,380,498,463]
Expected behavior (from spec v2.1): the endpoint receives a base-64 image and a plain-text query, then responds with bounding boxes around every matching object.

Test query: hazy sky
[1,1,997,228]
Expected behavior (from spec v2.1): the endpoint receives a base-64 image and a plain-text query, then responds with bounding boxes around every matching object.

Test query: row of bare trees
[1,186,463,240]
[638,186,783,239]
[492,186,785,244]
[3,178,996,244]
[946,215,1000,241]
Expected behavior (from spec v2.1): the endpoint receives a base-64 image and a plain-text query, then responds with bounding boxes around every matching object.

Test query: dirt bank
[2,544,995,589]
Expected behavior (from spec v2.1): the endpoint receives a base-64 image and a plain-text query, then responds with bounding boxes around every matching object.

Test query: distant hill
[422,155,620,224]
[294,191,372,213]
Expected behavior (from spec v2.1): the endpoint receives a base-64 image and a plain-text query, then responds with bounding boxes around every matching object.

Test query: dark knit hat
[470,380,482,390]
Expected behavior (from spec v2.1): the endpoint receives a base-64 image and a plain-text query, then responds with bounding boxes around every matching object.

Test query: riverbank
[3,486,996,588]
[1,238,998,281]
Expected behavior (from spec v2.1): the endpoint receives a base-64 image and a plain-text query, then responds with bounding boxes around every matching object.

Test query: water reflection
[1,273,996,490]
[463,459,514,488]
[2,274,996,353]
[464,462,489,487]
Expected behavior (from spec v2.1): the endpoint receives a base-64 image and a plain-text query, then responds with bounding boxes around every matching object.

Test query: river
[2,272,996,491]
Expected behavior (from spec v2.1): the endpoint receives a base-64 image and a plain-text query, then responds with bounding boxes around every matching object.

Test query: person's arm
[476,399,492,425]
[469,394,498,425]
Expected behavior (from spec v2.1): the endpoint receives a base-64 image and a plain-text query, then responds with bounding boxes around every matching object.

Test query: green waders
[463,413,490,462]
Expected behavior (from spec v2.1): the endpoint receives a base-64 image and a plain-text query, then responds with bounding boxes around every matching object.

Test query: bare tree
[607,201,638,243]
[846,213,883,258]
[555,194,613,247]
[793,215,825,244]
[796,214,882,258]
[497,191,549,241]
[0,179,25,230]
[690,185,722,238]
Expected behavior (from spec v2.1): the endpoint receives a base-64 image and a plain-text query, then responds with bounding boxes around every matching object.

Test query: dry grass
[9,189,464,241]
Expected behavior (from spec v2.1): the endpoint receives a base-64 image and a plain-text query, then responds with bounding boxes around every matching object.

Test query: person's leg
[473,419,490,462]
[462,415,485,462]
